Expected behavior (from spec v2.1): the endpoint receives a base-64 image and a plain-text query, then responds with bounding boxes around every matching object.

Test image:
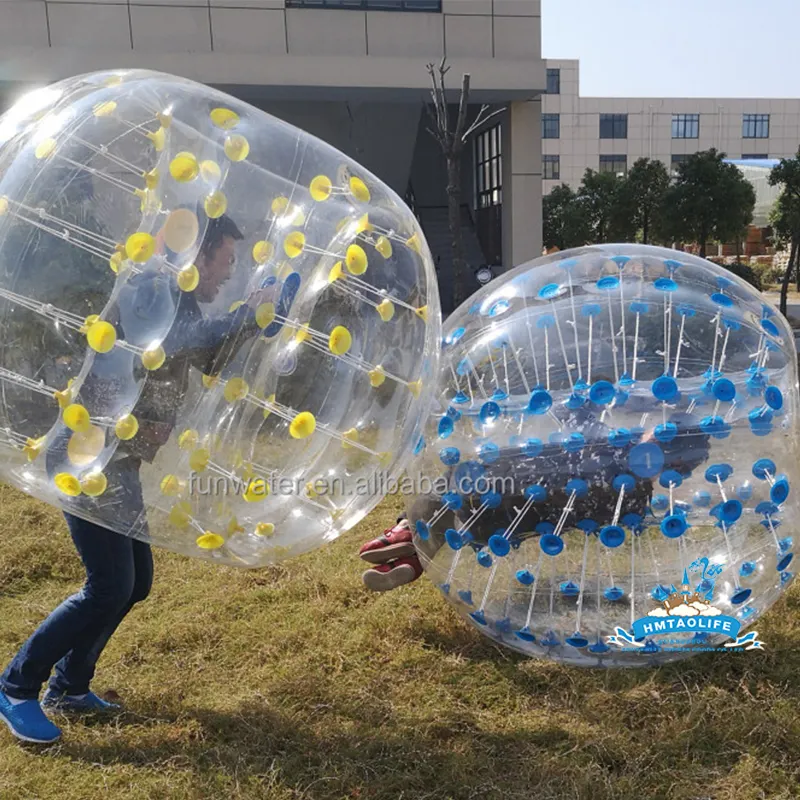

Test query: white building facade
[542,58,800,193]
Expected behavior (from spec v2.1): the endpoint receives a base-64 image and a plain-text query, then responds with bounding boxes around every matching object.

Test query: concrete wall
[543,58,800,192]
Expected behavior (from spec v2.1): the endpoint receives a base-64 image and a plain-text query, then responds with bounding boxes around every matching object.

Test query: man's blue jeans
[1,459,153,700]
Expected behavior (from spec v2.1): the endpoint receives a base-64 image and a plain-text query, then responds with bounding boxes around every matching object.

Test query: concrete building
[542,58,800,193]
[0,0,546,311]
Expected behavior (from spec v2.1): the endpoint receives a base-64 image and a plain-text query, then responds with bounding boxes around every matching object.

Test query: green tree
[657,149,755,258]
[768,149,800,315]
[542,184,592,251]
[577,169,625,244]
[617,157,670,244]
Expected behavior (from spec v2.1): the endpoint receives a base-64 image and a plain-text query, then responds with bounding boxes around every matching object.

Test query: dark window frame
[599,113,628,139]
[542,113,560,139]
[546,68,561,95]
[741,153,769,160]
[742,114,770,139]
[672,113,700,139]
[286,0,442,10]
[599,154,627,175]
[475,124,502,210]
[543,154,560,180]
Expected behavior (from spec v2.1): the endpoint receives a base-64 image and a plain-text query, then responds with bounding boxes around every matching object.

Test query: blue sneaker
[0,691,61,743]
[42,689,120,714]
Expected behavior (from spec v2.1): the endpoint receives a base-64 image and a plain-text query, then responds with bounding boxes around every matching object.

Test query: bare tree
[426,58,504,309]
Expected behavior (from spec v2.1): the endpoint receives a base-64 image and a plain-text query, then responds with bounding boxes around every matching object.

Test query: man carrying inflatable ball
[0,213,273,745]
[359,406,711,592]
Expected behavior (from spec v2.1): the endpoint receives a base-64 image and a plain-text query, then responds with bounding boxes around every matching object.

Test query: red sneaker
[358,518,416,564]
[362,555,423,592]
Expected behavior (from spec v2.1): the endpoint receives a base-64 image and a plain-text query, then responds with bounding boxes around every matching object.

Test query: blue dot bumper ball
[408,245,797,667]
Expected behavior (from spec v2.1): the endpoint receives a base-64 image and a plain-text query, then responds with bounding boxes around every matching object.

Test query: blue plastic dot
[661,514,687,539]
[629,299,649,314]
[699,415,730,439]
[740,561,756,577]
[558,258,578,270]
[781,572,794,585]
[628,442,665,478]
[514,626,536,642]
[755,500,779,518]
[469,610,487,625]
[565,393,586,410]
[445,529,464,550]
[415,520,430,540]
[765,386,784,410]
[705,463,733,483]
[730,588,752,605]
[780,537,793,552]
[771,477,790,505]
[697,579,713,594]
[452,391,469,404]
[566,478,589,497]
[566,633,589,649]
[560,581,580,597]
[753,459,776,480]
[488,534,510,557]
[761,318,780,337]
[563,432,585,453]
[589,640,612,655]
[652,375,679,402]
[693,490,711,507]
[456,590,473,606]
[582,303,602,317]
[442,492,462,510]
[629,426,645,445]
[439,582,451,595]
[540,533,564,556]
[521,438,543,457]
[749,408,773,426]
[596,275,620,291]
[589,380,616,405]
[736,483,754,501]
[446,406,462,421]
[654,422,678,443]
[481,491,502,509]
[491,388,508,401]
[487,299,510,317]
[540,631,561,648]
[600,525,626,548]
[525,484,547,501]
[613,474,636,492]
[479,401,502,425]
[444,327,466,346]
[476,550,493,567]
[604,587,625,602]
[537,283,562,301]
[655,277,678,292]
[652,494,669,511]
[516,570,535,586]
[413,437,425,455]
[478,443,500,465]
[528,390,553,415]
[608,428,632,448]
[659,470,684,489]
[751,423,773,438]
[536,522,556,536]
[611,255,630,268]
[719,499,743,523]
[717,276,734,290]
[536,314,556,329]
[439,447,460,466]
[710,292,733,307]
[577,519,598,534]
[676,304,696,317]
[664,258,683,271]
[712,378,736,402]
[438,416,455,439]
[651,584,671,602]
[621,513,643,530]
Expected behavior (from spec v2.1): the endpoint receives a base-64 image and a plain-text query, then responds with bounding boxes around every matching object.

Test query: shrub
[722,262,763,291]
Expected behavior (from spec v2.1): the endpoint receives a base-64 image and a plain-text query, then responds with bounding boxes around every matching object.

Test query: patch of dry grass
[1,484,800,799]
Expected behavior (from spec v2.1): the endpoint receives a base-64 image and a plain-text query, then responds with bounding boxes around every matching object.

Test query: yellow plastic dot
[271,196,290,216]
[163,208,199,253]
[87,320,117,354]
[355,214,372,235]
[93,100,116,118]
[63,404,91,433]
[115,414,139,440]
[200,159,221,183]
[329,325,352,355]
[224,377,249,403]
[375,236,393,259]
[204,190,228,219]
[378,451,393,467]
[243,478,270,503]
[178,429,199,450]
[328,262,343,284]
[177,264,200,292]
[406,233,421,254]
[255,522,275,537]
[290,411,316,440]
[224,134,250,162]
[342,428,359,449]
[169,501,192,529]
[55,473,81,497]
[369,366,386,387]
[156,110,172,128]
[34,138,56,160]
[169,151,199,183]
[147,127,166,152]
[306,481,318,499]
[252,240,274,264]
[284,231,306,259]
[23,436,46,462]
[125,232,155,263]
[278,261,294,280]
[310,175,333,202]
[262,393,276,418]
[103,74,123,87]
[330,508,346,521]
[142,346,166,371]
[349,176,371,203]
[67,425,105,466]
[0,197,8,216]
[196,532,225,550]
[255,303,276,329]
[229,300,244,312]
[345,244,367,275]
[160,474,183,496]
[210,107,240,130]
[408,379,423,398]
[137,188,162,215]
[415,305,429,323]
[81,471,107,497]
[54,382,74,410]
[202,374,219,389]
[143,168,160,190]
[82,314,100,333]
[109,251,124,274]
[377,299,395,322]
[189,448,210,472]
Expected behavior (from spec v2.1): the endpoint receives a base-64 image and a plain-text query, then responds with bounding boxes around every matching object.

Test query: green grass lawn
[1,484,800,799]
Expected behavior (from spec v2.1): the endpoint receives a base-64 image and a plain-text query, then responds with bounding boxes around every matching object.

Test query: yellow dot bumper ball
[0,71,441,566]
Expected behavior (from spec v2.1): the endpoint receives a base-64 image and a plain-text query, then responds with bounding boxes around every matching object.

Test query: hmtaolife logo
[606,566,765,653]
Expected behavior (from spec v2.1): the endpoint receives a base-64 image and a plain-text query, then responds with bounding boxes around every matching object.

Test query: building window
[475,124,502,209]
[546,68,560,95]
[542,113,560,139]
[285,0,442,10]
[599,155,627,175]
[543,155,560,180]
[599,114,628,139]
[741,153,769,160]
[742,114,770,139]
[672,114,699,139]
[671,153,690,174]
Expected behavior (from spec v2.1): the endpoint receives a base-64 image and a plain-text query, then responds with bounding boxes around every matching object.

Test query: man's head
[195,214,243,302]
